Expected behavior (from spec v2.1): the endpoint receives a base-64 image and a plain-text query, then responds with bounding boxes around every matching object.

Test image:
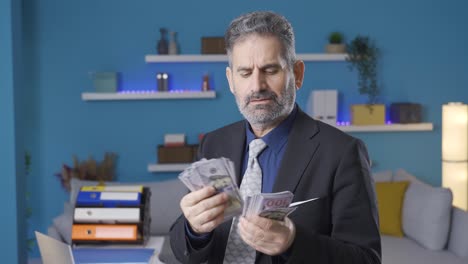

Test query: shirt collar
[245,104,298,154]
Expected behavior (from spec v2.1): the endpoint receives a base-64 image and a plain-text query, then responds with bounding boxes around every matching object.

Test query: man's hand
[180,186,229,234]
[238,215,296,256]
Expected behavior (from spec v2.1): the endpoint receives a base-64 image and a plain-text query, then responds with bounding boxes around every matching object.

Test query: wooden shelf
[81,91,216,101]
[148,163,189,172]
[335,123,434,132]
[145,53,348,63]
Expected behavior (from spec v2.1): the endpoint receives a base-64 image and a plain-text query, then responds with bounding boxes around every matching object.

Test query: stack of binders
[71,185,151,245]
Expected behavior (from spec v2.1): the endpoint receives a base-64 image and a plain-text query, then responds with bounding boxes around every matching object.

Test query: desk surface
[30,236,167,264]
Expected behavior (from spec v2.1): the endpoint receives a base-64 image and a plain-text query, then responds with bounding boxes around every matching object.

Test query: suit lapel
[223,121,246,186]
[273,109,320,193]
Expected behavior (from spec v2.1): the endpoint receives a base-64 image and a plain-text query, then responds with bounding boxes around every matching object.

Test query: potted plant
[55,152,117,192]
[325,32,346,54]
[346,35,385,125]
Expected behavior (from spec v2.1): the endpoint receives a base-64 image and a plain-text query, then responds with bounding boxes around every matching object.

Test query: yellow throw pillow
[375,181,409,237]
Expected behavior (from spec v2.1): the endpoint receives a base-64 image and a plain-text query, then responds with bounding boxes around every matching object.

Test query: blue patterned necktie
[223,139,267,264]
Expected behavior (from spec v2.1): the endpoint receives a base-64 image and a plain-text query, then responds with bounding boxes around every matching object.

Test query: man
[170,11,381,264]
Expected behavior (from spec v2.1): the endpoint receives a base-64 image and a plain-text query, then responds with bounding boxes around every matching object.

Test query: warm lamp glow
[443,162,468,210]
[442,102,468,210]
[442,103,468,161]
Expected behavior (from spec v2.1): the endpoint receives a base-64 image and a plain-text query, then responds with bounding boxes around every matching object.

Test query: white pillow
[395,169,453,250]
[372,170,393,182]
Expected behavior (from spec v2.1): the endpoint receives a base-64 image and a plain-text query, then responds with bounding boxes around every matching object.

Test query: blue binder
[76,191,142,207]
[73,248,154,264]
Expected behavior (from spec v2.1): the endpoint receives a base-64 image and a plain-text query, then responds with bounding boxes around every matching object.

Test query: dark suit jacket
[170,108,381,264]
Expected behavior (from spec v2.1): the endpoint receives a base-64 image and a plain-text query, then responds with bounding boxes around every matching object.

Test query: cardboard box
[201,37,226,54]
[158,145,198,163]
[351,104,386,125]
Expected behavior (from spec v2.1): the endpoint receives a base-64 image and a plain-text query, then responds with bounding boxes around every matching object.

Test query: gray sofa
[47,171,468,264]
[375,169,468,264]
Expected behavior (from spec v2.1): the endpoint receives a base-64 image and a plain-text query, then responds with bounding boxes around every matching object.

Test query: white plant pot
[325,44,346,54]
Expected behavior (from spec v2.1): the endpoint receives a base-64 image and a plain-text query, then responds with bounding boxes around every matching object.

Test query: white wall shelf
[145,53,348,63]
[81,91,216,101]
[147,123,433,173]
[148,163,189,172]
[335,123,434,132]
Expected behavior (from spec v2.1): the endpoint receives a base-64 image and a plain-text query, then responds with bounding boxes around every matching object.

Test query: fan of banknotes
[178,158,298,222]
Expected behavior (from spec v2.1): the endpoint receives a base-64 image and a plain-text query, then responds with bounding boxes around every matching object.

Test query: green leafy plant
[55,152,118,192]
[328,31,344,44]
[346,35,380,105]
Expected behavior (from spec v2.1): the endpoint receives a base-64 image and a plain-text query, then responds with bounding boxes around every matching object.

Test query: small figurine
[157,72,169,91]
[202,74,211,91]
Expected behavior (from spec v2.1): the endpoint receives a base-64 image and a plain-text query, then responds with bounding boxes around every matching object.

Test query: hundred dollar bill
[254,191,293,213]
[258,207,297,221]
[195,159,243,220]
[245,191,294,221]
[178,158,243,222]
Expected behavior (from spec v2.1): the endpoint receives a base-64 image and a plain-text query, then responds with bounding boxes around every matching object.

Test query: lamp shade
[442,103,468,161]
[442,102,468,210]
[443,162,468,210]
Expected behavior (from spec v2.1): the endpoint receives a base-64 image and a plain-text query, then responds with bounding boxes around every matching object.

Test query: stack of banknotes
[178,158,298,222]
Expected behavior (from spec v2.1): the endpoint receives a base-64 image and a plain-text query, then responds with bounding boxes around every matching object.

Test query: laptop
[35,231,155,264]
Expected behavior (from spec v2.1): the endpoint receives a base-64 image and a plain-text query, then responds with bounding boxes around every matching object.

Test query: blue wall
[0,0,25,263]
[2,0,467,260]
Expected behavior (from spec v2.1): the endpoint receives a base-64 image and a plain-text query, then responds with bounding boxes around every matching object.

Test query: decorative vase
[157,28,169,55]
[169,31,179,55]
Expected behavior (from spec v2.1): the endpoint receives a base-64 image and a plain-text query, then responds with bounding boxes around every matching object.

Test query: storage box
[201,37,226,54]
[158,145,198,163]
[390,103,422,123]
[93,72,118,93]
[307,90,338,126]
[351,104,386,125]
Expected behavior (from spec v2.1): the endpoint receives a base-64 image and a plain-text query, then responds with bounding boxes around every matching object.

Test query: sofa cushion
[69,178,187,235]
[381,235,467,264]
[394,169,453,250]
[448,207,468,259]
[52,202,74,244]
[375,181,409,237]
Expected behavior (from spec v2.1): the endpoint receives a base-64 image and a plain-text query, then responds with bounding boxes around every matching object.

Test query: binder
[76,191,141,207]
[72,224,138,241]
[74,208,140,223]
[73,248,154,264]
[80,185,143,192]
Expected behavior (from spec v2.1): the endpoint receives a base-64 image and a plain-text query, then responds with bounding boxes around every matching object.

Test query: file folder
[81,185,144,192]
[74,207,140,223]
[76,191,141,207]
[72,224,138,241]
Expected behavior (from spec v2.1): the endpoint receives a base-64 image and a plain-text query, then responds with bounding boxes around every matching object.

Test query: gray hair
[224,11,296,68]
